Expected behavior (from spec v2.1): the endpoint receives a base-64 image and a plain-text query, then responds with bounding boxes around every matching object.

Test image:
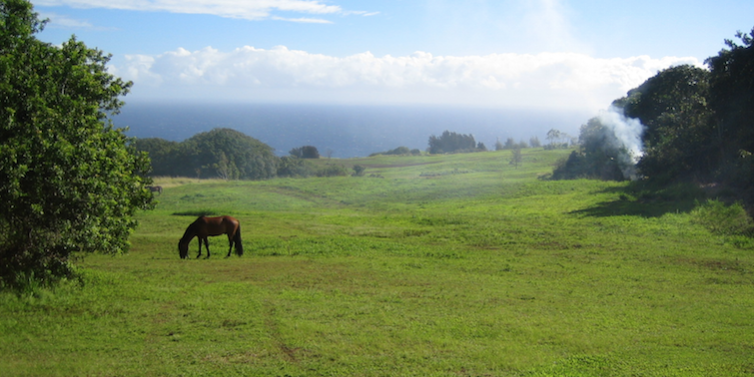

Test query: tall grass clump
[691,199,753,236]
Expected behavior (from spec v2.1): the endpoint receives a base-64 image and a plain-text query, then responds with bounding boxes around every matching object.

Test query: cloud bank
[113,46,702,110]
[33,0,372,22]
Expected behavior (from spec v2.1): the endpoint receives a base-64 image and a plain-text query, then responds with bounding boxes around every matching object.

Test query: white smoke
[596,105,645,180]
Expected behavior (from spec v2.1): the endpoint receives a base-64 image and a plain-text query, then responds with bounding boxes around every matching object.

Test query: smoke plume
[596,105,644,180]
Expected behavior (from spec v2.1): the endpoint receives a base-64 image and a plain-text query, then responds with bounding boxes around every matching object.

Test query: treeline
[135,129,354,179]
[553,27,754,191]
[137,128,557,179]
[135,128,277,179]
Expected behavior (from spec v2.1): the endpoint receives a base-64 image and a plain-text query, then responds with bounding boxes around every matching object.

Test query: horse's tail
[234,223,244,257]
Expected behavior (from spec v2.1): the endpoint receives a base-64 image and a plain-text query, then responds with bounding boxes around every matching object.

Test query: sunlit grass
[1,148,753,376]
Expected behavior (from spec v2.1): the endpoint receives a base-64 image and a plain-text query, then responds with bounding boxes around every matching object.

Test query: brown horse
[178,216,243,259]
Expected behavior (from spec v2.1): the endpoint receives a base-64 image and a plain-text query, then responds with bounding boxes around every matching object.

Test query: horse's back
[199,216,239,236]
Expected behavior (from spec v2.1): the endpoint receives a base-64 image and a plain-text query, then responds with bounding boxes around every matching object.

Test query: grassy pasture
[1,148,753,376]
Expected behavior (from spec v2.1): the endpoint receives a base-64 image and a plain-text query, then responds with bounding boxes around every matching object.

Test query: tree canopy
[0,0,153,289]
[289,145,320,159]
[428,130,478,154]
[618,65,714,181]
[552,26,754,195]
[135,128,278,180]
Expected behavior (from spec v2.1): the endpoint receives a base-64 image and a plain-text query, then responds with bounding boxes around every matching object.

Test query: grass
[1,148,753,376]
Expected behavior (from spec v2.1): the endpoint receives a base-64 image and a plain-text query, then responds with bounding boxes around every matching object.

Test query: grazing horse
[147,185,163,195]
[178,216,243,259]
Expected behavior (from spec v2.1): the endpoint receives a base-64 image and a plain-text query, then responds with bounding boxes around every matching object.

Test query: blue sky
[32,0,754,112]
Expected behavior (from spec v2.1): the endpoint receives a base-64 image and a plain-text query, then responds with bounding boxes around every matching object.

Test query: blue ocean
[113,102,590,158]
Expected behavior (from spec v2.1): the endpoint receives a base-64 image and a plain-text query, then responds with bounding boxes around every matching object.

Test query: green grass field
[2,148,753,376]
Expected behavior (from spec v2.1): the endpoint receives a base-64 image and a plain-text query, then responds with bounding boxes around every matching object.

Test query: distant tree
[290,145,320,159]
[495,138,504,151]
[510,147,523,168]
[530,136,542,148]
[186,128,278,179]
[352,164,366,177]
[276,156,313,177]
[428,131,477,154]
[545,129,572,150]
[214,151,239,180]
[504,137,517,149]
[141,128,278,180]
[386,146,410,155]
[518,140,529,149]
[477,142,488,151]
[315,164,348,177]
[133,138,181,176]
[551,116,633,181]
[0,0,154,288]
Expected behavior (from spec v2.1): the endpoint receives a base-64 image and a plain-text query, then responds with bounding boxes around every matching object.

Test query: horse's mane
[180,216,204,242]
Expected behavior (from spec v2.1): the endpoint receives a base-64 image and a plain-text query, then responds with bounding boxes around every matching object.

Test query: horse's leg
[204,238,211,259]
[196,237,204,258]
[226,234,234,258]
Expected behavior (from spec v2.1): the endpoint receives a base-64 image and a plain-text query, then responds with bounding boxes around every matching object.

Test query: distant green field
[2,148,753,376]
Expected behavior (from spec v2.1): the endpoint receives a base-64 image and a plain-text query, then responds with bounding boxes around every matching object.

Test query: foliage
[369,146,418,157]
[544,129,574,150]
[550,117,629,181]
[706,27,754,186]
[510,146,522,168]
[136,128,278,180]
[314,163,349,177]
[618,65,714,181]
[495,138,504,151]
[132,138,180,176]
[0,0,153,289]
[427,130,479,154]
[276,156,314,177]
[352,164,366,176]
[530,136,542,148]
[289,145,320,159]
[691,199,753,236]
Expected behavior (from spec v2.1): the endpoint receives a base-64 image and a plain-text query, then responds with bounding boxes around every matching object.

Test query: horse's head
[178,240,189,259]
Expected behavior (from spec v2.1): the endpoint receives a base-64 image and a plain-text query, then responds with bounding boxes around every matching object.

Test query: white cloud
[113,46,702,110]
[33,0,372,22]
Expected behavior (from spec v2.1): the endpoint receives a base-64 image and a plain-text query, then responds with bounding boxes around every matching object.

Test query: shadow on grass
[569,181,705,218]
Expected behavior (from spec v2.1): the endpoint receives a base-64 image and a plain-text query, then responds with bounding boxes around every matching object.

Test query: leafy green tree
[0,0,153,289]
[551,117,626,180]
[618,65,713,181]
[504,137,516,149]
[289,145,320,159]
[544,129,572,150]
[352,164,366,177]
[277,156,313,177]
[135,129,277,179]
[428,130,477,154]
[183,128,278,180]
[706,27,754,185]
[510,147,522,169]
[529,136,542,148]
[133,137,181,176]
[494,138,504,151]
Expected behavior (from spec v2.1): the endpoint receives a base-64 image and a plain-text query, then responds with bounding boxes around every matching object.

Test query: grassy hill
[1,148,753,376]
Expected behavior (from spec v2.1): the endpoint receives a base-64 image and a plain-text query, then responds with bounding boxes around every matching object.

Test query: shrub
[316,164,349,177]
[691,200,753,236]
